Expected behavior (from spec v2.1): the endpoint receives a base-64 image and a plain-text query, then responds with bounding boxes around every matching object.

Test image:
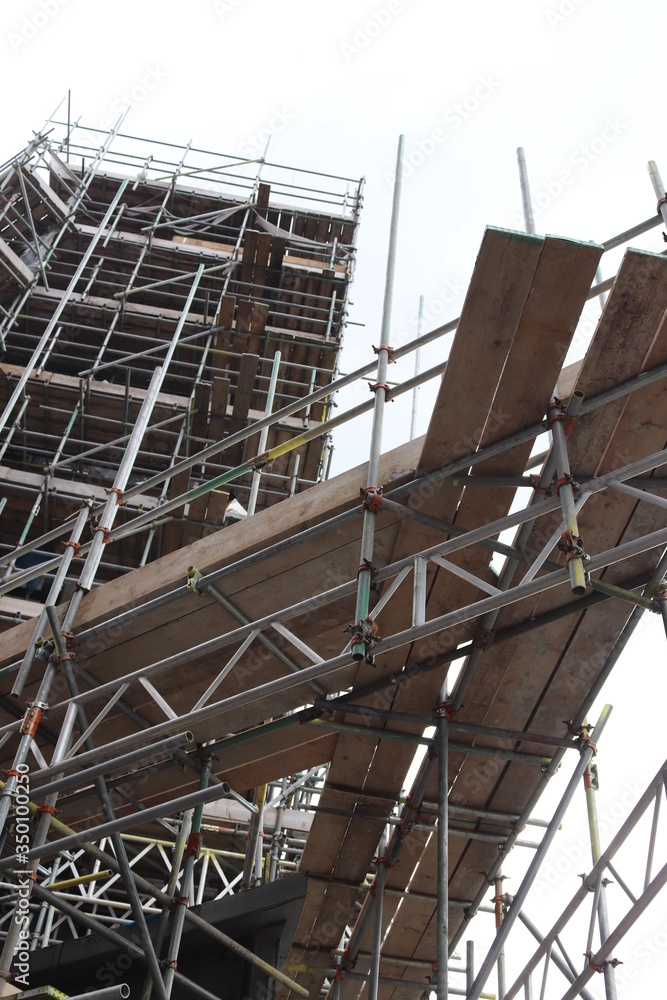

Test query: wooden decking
[1,226,666,1000]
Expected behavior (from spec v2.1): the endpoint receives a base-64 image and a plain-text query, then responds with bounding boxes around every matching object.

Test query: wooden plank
[568,248,667,477]
[231,353,260,422]
[203,489,229,532]
[238,229,258,290]
[208,376,230,443]
[190,382,210,444]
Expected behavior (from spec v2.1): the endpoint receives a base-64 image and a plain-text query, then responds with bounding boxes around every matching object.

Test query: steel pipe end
[120,987,130,999]
[184,731,195,743]
[221,781,231,795]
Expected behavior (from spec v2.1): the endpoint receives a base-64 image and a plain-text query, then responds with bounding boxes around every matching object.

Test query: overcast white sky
[2,0,666,996]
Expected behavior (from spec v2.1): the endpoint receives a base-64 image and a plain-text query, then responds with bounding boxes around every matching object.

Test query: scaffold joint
[554,473,580,495]
[62,540,82,557]
[557,530,588,565]
[19,704,43,737]
[360,485,383,512]
[435,700,460,722]
[94,524,112,543]
[473,625,496,651]
[185,831,201,858]
[546,398,565,429]
[38,803,56,816]
[372,343,395,363]
[345,616,381,663]
[107,486,126,505]
[529,474,555,496]
[355,557,377,587]
[369,381,392,401]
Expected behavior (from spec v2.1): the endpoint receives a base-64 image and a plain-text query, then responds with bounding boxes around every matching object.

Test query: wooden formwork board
[2,228,667,1000]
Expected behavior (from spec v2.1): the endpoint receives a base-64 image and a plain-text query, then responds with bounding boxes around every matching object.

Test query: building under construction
[0,117,665,1000]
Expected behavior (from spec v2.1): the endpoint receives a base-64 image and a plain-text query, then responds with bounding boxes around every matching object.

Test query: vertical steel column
[140,807,195,1000]
[583,759,617,1000]
[369,830,388,1000]
[495,873,507,1000]
[0,700,77,991]
[242,784,267,890]
[547,394,587,595]
[517,148,536,234]
[436,693,449,1000]
[247,351,282,516]
[269,777,288,882]
[163,752,212,998]
[467,940,475,996]
[647,160,667,230]
[465,705,612,1000]
[352,135,403,660]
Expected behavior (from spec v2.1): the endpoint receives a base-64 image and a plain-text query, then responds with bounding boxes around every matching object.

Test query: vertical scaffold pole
[436,688,449,1000]
[163,752,212,998]
[583,758,618,1000]
[517,148,536,235]
[369,830,388,1000]
[352,135,403,660]
[547,393,588,595]
[647,160,667,230]
[466,705,612,1000]
[495,872,507,1000]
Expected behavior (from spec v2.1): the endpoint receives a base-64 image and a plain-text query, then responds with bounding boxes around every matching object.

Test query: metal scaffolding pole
[352,133,402,658]
[247,351,282,516]
[0,180,129,437]
[583,759,618,1000]
[369,830,388,1000]
[163,752,212,998]
[465,705,612,1000]
[436,693,449,1000]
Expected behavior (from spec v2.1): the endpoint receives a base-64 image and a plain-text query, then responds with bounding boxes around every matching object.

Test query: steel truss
[0,123,666,1000]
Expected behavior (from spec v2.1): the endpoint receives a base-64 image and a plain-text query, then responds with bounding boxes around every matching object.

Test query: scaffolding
[0,117,666,1000]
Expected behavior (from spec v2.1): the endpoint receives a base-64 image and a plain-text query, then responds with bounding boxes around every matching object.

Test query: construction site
[0,110,665,1000]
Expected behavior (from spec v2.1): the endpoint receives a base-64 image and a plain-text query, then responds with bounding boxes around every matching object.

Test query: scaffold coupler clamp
[557,530,589,566]
[186,565,204,595]
[554,472,580,495]
[355,557,378,590]
[564,720,597,756]
[345,616,380,664]
[652,587,667,612]
[19,701,47,738]
[529,473,555,497]
[372,343,395,363]
[435,700,460,723]
[369,381,392,401]
[586,951,622,973]
[360,485,383,513]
